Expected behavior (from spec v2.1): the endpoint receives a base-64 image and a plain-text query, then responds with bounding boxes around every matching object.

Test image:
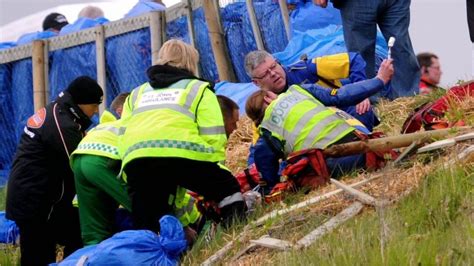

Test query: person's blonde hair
[157,39,199,75]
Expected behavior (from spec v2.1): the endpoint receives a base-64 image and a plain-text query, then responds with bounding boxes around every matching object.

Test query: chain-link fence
[0,0,294,186]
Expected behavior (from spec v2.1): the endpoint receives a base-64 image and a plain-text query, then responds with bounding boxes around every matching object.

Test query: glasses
[428,65,441,71]
[252,61,279,80]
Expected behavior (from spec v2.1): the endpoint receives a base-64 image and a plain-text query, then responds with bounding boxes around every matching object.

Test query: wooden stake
[278,0,291,40]
[295,201,364,249]
[246,0,264,50]
[250,236,293,251]
[201,173,385,265]
[150,11,163,66]
[95,25,106,114]
[202,0,236,82]
[323,127,473,158]
[330,178,384,207]
[32,40,46,111]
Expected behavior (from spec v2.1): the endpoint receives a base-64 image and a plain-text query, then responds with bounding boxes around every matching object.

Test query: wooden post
[184,0,200,76]
[95,25,107,114]
[32,40,46,111]
[278,0,292,41]
[203,0,237,82]
[323,126,473,158]
[295,201,364,249]
[160,11,167,44]
[43,41,50,103]
[150,11,163,65]
[246,0,265,50]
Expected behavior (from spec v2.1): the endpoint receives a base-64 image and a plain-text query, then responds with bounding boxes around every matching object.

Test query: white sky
[0,0,472,85]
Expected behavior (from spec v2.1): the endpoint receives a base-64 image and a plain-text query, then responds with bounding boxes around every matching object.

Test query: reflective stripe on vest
[75,142,119,157]
[120,78,226,166]
[132,80,203,119]
[76,124,126,157]
[261,85,353,153]
[168,187,201,226]
[123,139,215,158]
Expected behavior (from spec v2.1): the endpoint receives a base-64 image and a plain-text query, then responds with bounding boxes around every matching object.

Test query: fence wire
[0,1,293,186]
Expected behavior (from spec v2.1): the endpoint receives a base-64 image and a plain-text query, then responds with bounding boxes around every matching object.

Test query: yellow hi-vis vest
[260,85,355,156]
[71,119,124,161]
[119,79,227,169]
[99,110,117,124]
[168,187,201,227]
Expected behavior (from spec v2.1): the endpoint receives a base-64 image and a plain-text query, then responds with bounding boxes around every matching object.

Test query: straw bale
[226,116,254,174]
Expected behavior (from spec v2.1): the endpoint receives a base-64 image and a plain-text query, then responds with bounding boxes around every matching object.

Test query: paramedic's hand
[376,59,394,84]
[313,0,328,8]
[356,98,371,115]
[184,226,197,246]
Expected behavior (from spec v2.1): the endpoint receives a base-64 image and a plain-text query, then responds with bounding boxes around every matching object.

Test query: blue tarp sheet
[215,81,259,115]
[0,2,390,187]
[105,28,152,103]
[273,25,388,69]
[49,44,98,102]
[0,211,19,244]
[59,215,186,266]
[0,64,15,186]
[290,1,342,34]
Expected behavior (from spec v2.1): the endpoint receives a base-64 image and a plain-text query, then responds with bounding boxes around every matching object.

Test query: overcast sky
[0,0,472,85]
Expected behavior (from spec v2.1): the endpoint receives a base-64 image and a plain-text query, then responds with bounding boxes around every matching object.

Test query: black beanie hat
[66,76,103,105]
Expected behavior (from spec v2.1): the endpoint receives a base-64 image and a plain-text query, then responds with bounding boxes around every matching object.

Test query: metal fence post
[32,40,46,111]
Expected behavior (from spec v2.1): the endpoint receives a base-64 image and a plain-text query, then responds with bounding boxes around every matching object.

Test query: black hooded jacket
[146,64,214,91]
[6,91,91,222]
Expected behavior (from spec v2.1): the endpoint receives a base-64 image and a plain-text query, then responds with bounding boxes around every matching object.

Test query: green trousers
[72,154,131,246]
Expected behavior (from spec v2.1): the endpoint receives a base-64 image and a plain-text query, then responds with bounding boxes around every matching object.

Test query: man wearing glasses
[244,50,379,132]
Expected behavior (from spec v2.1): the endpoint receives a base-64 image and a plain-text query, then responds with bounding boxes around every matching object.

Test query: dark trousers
[17,206,83,266]
[124,157,243,232]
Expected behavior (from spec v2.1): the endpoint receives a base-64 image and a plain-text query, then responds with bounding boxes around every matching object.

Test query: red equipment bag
[234,163,264,193]
[264,148,329,203]
[401,80,474,133]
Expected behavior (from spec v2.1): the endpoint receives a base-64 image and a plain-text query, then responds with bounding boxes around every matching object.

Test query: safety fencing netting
[0,0,387,187]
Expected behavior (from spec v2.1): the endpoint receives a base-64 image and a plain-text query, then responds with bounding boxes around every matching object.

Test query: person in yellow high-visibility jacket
[119,40,246,233]
[99,92,130,124]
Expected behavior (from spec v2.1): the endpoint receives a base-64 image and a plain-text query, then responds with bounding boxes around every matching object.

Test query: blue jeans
[337,0,420,99]
[326,153,366,178]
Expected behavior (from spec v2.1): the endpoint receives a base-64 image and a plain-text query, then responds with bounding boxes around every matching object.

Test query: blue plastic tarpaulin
[0,211,19,244]
[59,215,187,266]
[215,81,259,115]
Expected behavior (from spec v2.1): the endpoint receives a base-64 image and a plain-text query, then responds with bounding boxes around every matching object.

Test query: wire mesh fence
[0,1,292,185]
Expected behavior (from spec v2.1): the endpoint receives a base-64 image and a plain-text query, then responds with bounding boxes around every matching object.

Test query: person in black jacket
[6,76,103,265]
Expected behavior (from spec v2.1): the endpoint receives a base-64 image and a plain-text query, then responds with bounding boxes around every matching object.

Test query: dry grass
[202,92,474,264]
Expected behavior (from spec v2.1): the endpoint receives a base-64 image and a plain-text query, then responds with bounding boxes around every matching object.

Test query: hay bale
[226,116,254,174]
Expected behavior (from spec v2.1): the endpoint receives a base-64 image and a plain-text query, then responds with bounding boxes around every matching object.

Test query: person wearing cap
[17,12,69,45]
[6,76,103,265]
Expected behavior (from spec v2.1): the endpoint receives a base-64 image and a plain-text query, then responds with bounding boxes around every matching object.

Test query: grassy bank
[189,163,473,265]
